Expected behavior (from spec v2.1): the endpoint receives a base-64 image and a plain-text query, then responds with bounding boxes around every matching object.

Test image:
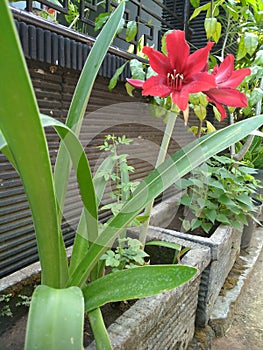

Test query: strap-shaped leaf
[67,115,263,287]
[69,156,116,277]
[83,265,197,312]
[25,286,84,350]
[0,0,67,287]
[40,114,98,242]
[54,1,126,225]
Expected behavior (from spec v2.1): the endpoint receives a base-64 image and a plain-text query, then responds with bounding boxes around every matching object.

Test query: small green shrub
[180,155,260,234]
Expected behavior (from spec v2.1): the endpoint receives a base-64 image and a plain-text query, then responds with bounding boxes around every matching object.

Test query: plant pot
[254,169,263,222]
[241,198,262,249]
[149,197,242,328]
[86,227,210,350]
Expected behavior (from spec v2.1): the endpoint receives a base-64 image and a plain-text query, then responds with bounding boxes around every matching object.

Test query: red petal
[219,68,251,89]
[185,42,214,78]
[142,46,171,76]
[171,91,189,111]
[142,75,171,97]
[184,72,216,94]
[214,55,234,84]
[206,88,248,107]
[166,30,190,73]
[126,79,144,88]
[216,102,227,121]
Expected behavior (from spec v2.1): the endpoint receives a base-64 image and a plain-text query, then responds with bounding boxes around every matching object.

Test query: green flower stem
[139,111,178,246]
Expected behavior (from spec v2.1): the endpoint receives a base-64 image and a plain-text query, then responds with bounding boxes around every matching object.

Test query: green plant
[235,135,263,169]
[101,237,149,272]
[97,134,139,216]
[0,293,32,318]
[190,0,263,120]
[0,294,13,317]
[1,1,263,348]
[16,294,32,308]
[180,155,260,234]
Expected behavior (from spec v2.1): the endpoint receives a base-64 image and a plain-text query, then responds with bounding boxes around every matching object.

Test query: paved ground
[211,245,263,350]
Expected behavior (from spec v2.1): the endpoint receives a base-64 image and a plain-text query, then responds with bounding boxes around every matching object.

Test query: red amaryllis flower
[127,30,216,111]
[205,54,251,120]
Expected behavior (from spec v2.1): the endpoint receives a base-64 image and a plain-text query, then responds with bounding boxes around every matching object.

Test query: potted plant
[235,135,263,223]
[84,227,211,350]
[179,155,259,236]
[150,155,261,327]
[1,1,263,348]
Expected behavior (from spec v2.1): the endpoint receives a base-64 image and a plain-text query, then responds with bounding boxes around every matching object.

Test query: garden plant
[179,155,260,235]
[1,1,263,349]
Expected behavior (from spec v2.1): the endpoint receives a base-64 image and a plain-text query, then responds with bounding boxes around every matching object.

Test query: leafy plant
[180,155,260,234]
[1,1,263,349]
[190,0,263,60]
[0,293,32,317]
[16,294,32,308]
[98,135,138,214]
[0,294,13,317]
[189,0,263,123]
[235,135,263,169]
[101,237,149,272]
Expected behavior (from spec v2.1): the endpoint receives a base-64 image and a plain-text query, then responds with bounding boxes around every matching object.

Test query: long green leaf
[25,286,84,350]
[67,1,126,133]
[54,1,126,226]
[69,156,116,277]
[67,115,263,287]
[0,0,67,288]
[94,156,117,206]
[83,265,197,312]
[40,114,98,243]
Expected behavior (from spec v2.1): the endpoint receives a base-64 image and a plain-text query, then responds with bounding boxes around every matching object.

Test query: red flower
[205,54,251,120]
[48,8,56,15]
[127,30,216,111]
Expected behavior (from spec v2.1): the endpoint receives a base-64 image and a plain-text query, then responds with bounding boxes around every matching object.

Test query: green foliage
[98,135,140,220]
[236,136,263,169]
[101,237,149,272]
[204,18,221,43]
[2,1,263,348]
[189,0,263,74]
[24,286,84,350]
[126,20,137,42]
[0,293,32,318]
[180,155,260,234]
[83,265,197,312]
[108,62,128,91]
[0,294,12,317]
[95,12,110,32]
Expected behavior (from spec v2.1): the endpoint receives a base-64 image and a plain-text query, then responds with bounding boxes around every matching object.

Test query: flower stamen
[167,70,184,91]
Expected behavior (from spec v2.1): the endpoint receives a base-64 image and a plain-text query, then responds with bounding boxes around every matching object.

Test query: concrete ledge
[0,247,72,293]
[209,227,263,336]
[187,227,263,350]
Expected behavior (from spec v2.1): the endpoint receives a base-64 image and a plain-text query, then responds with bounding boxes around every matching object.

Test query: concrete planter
[241,198,262,248]
[254,169,263,222]
[86,227,210,350]
[149,197,242,328]
[170,225,241,327]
